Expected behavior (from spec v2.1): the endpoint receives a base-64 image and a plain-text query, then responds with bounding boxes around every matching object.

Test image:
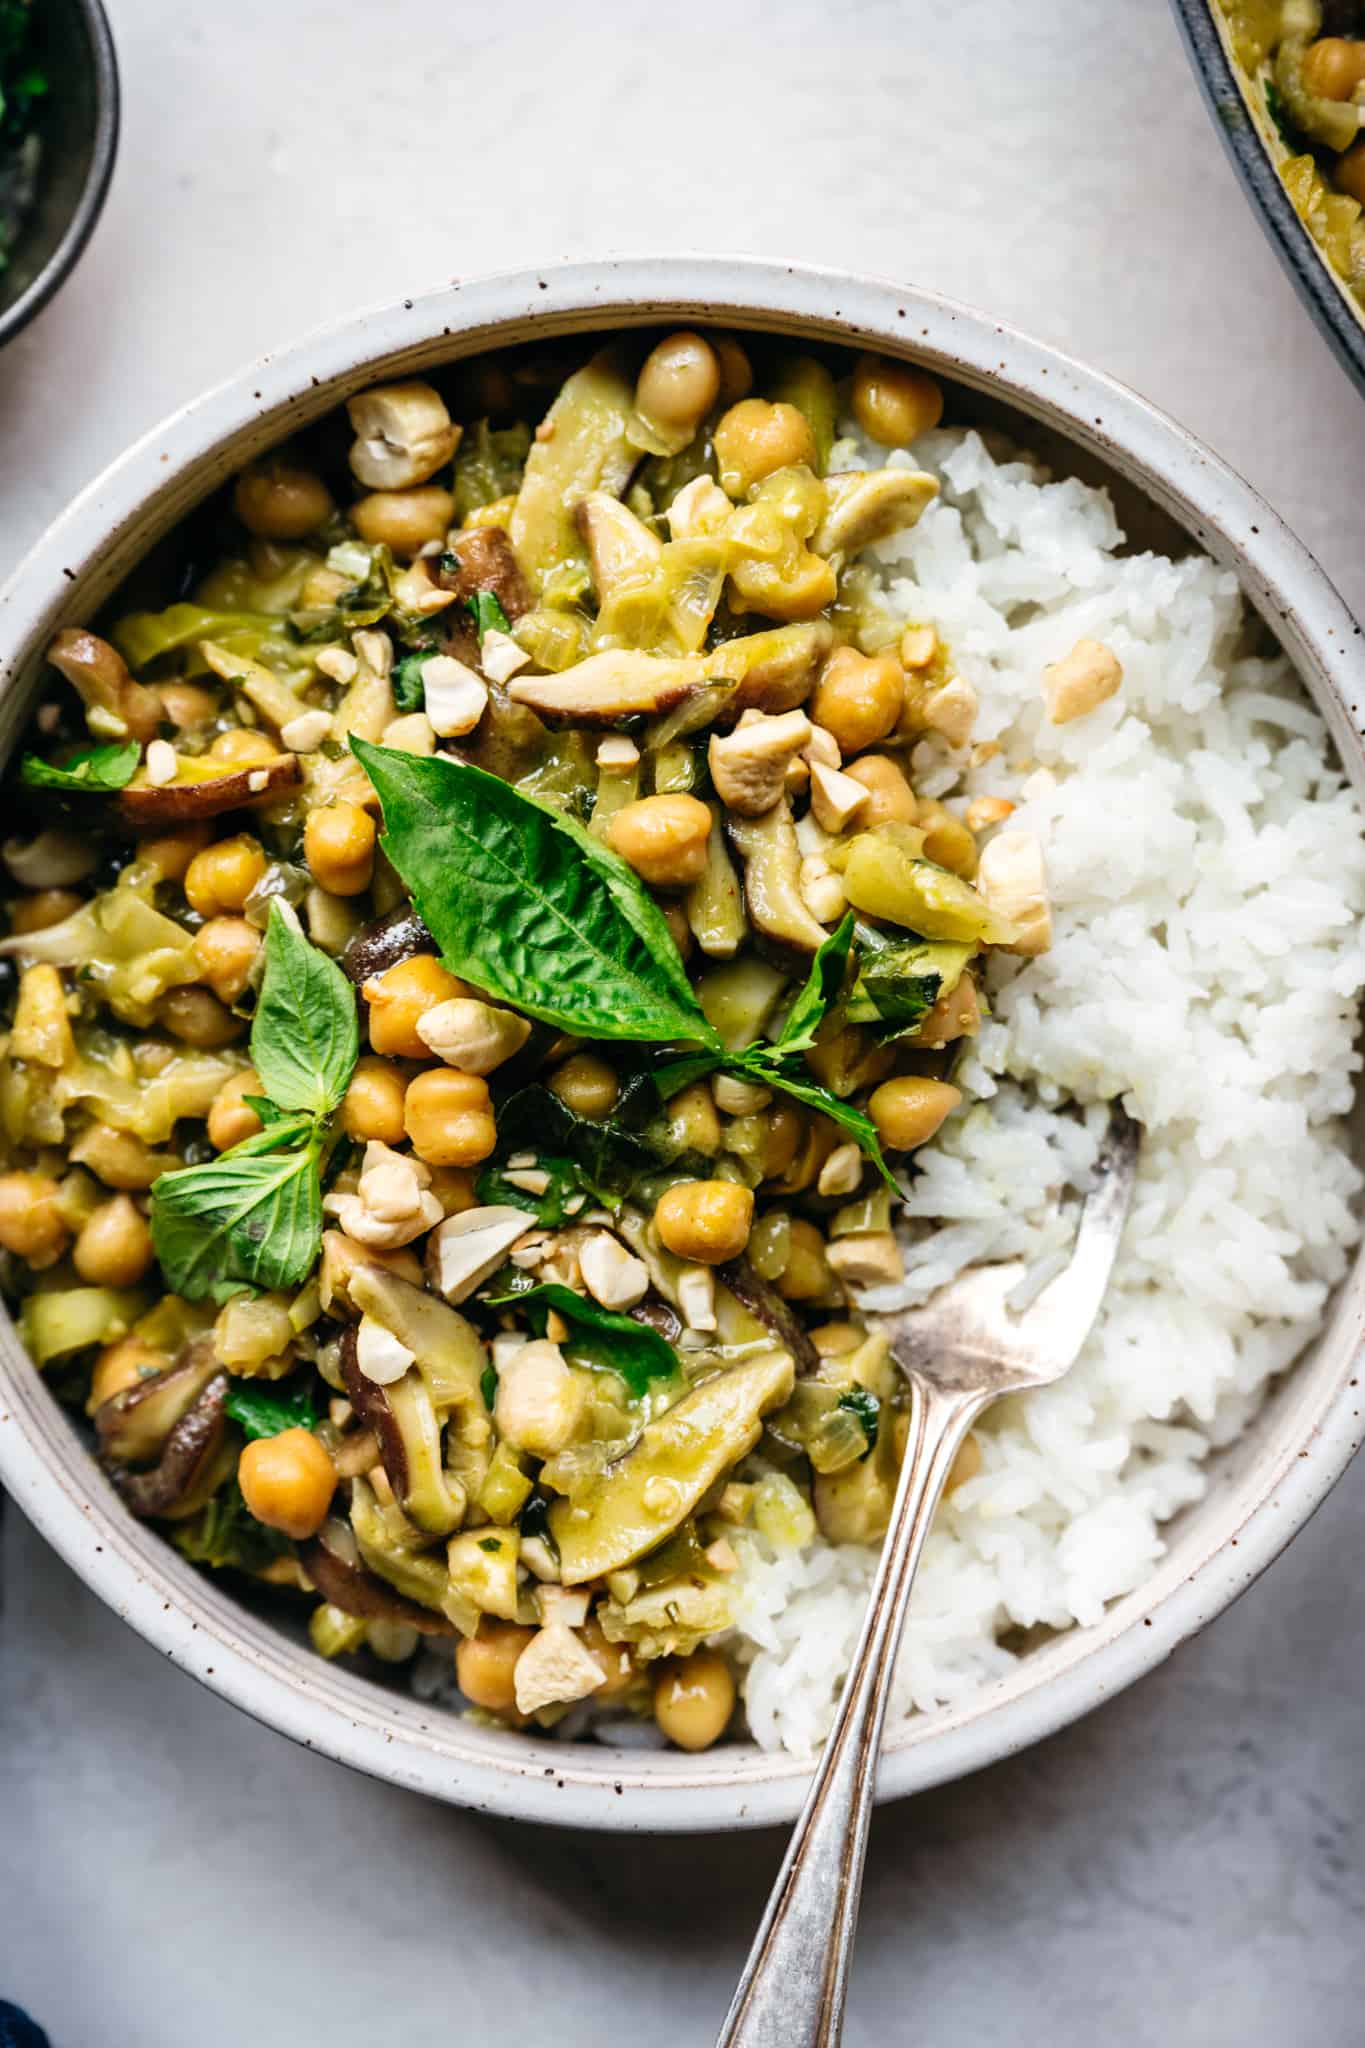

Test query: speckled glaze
[1171,0,1365,400]
[0,259,1361,1834]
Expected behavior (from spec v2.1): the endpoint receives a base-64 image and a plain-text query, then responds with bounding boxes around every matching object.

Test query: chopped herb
[20,741,140,793]
[466,589,511,640]
[172,1483,289,1574]
[392,647,436,714]
[223,1378,318,1441]
[480,1362,498,1411]
[838,1388,880,1457]
[477,1536,502,1554]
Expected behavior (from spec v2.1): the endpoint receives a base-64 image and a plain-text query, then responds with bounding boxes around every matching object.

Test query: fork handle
[716,1377,987,2048]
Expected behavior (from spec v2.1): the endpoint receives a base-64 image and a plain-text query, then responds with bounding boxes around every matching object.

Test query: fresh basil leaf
[223,1378,318,1441]
[150,1119,325,1300]
[480,1362,498,1411]
[250,900,359,1118]
[485,1278,678,1398]
[654,1051,723,1102]
[466,590,511,639]
[844,934,973,1038]
[838,1387,880,1457]
[242,1095,295,1127]
[20,740,140,793]
[353,740,717,1048]
[476,1154,612,1226]
[731,1049,898,1190]
[392,648,435,714]
[773,913,855,1057]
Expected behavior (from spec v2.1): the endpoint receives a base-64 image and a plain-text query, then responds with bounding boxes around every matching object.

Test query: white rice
[728,422,1365,1757]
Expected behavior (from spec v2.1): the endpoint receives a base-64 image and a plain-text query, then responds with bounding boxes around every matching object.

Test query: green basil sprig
[150,901,359,1299]
[20,740,140,793]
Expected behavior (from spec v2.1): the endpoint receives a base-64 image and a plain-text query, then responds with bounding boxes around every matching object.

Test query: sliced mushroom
[708,709,813,817]
[508,348,637,596]
[812,469,938,560]
[117,752,301,828]
[301,1517,455,1633]
[507,648,706,724]
[437,525,531,623]
[348,1473,452,1612]
[726,798,832,957]
[199,639,307,732]
[3,830,98,889]
[96,1339,222,1467]
[341,1323,465,1536]
[575,491,662,606]
[719,1259,819,1374]
[705,620,833,717]
[110,1371,230,1519]
[47,628,163,744]
[348,1260,488,1411]
[341,905,438,987]
[347,380,461,490]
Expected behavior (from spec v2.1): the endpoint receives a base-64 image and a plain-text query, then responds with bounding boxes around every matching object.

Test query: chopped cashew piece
[922,676,978,747]
[667,475,732,541]
[324,1141,444,1249]
[964,796,1015,833]
[827,1232,905,1288]
[513,1622,605,1715]
[479,629,529,684]
[808,759,870,834]
[1042,638,1122,725]
[508,649,706,723]
[347,380,460,490]
[976,830,1051,956]
[416,998,532,1075]
[280,709,333,753]
[804,724,840,769]
[817,1143,864,1198]
[812,469,938,559]
[708,709,813,817]
[144,740,178,786]
[596,734,640,772]
[579,1231,650,1310]
[577,492,662,600]
[678,1264,717,1332]
[539,1585,591,1629]
[426,1206,533,1303]
[354,1314,416,1386]
[422,654,488,738]
[494,1338,586,1457]
[900,624,937,669]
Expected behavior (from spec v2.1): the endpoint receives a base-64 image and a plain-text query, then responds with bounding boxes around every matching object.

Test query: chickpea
[139,823,212,884]
[86,1335,166,1415]
[341,1056,409,1144]
[363,955,468,1059]
[777,1217,832,1302]
[208,1068,265,1151]
[1302,36,1365,100]
[811,647,904,755]
[238,1427,336,1540]
[158,681,218,730]
[193,916,262,1004]
[351,485,455,559]
[606,793,712,888]
[233,461,334,541]
[548,1052,620,1119]
[914,970,979,1049]
[404,1067,497,1167]
[654,1179,754,1264]
[757,1101,804,1183]
[304,801,377,897]
[1337,137,1365,206]
[652,1651,735,1752]
[157,986,243,1049]
[0,1170,69,1267]
[580,1613,636,1698]
[915,798,977,878]
[9,888,83,934]
[456,1621,535,1714]
[664,1080,721,1157]
[843,753,917,828]
[184,834,267,918]
[713,399,817,499]
[850,354,944,447]
[73,1194,154,1288]
[635,331,721,436]
[868,1076,961,1152]
[208,728,280,770]
[713,335,754,404]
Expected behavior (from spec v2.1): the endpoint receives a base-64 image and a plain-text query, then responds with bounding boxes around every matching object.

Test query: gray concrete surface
[1,0,1363,2041]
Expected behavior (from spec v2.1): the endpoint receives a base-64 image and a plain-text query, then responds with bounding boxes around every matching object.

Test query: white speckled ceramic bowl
[1,259,1361,1833]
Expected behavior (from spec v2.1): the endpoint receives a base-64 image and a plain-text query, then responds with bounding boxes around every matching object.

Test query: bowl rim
[1170,0,1365,399]
[0,254,1362,1834]
[0,0,120,351]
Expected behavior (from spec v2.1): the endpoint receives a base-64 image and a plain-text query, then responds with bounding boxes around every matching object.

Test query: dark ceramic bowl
[1171,0,1365,398]
[0,0,118,349]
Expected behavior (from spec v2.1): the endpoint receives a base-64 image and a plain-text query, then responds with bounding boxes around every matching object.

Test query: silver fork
[717,1101,1142,2048]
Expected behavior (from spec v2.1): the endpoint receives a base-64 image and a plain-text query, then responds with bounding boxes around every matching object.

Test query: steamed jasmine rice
[727,424,1365,1755]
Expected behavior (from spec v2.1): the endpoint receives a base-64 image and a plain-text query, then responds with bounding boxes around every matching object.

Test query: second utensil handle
[716,1376,985,2048]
